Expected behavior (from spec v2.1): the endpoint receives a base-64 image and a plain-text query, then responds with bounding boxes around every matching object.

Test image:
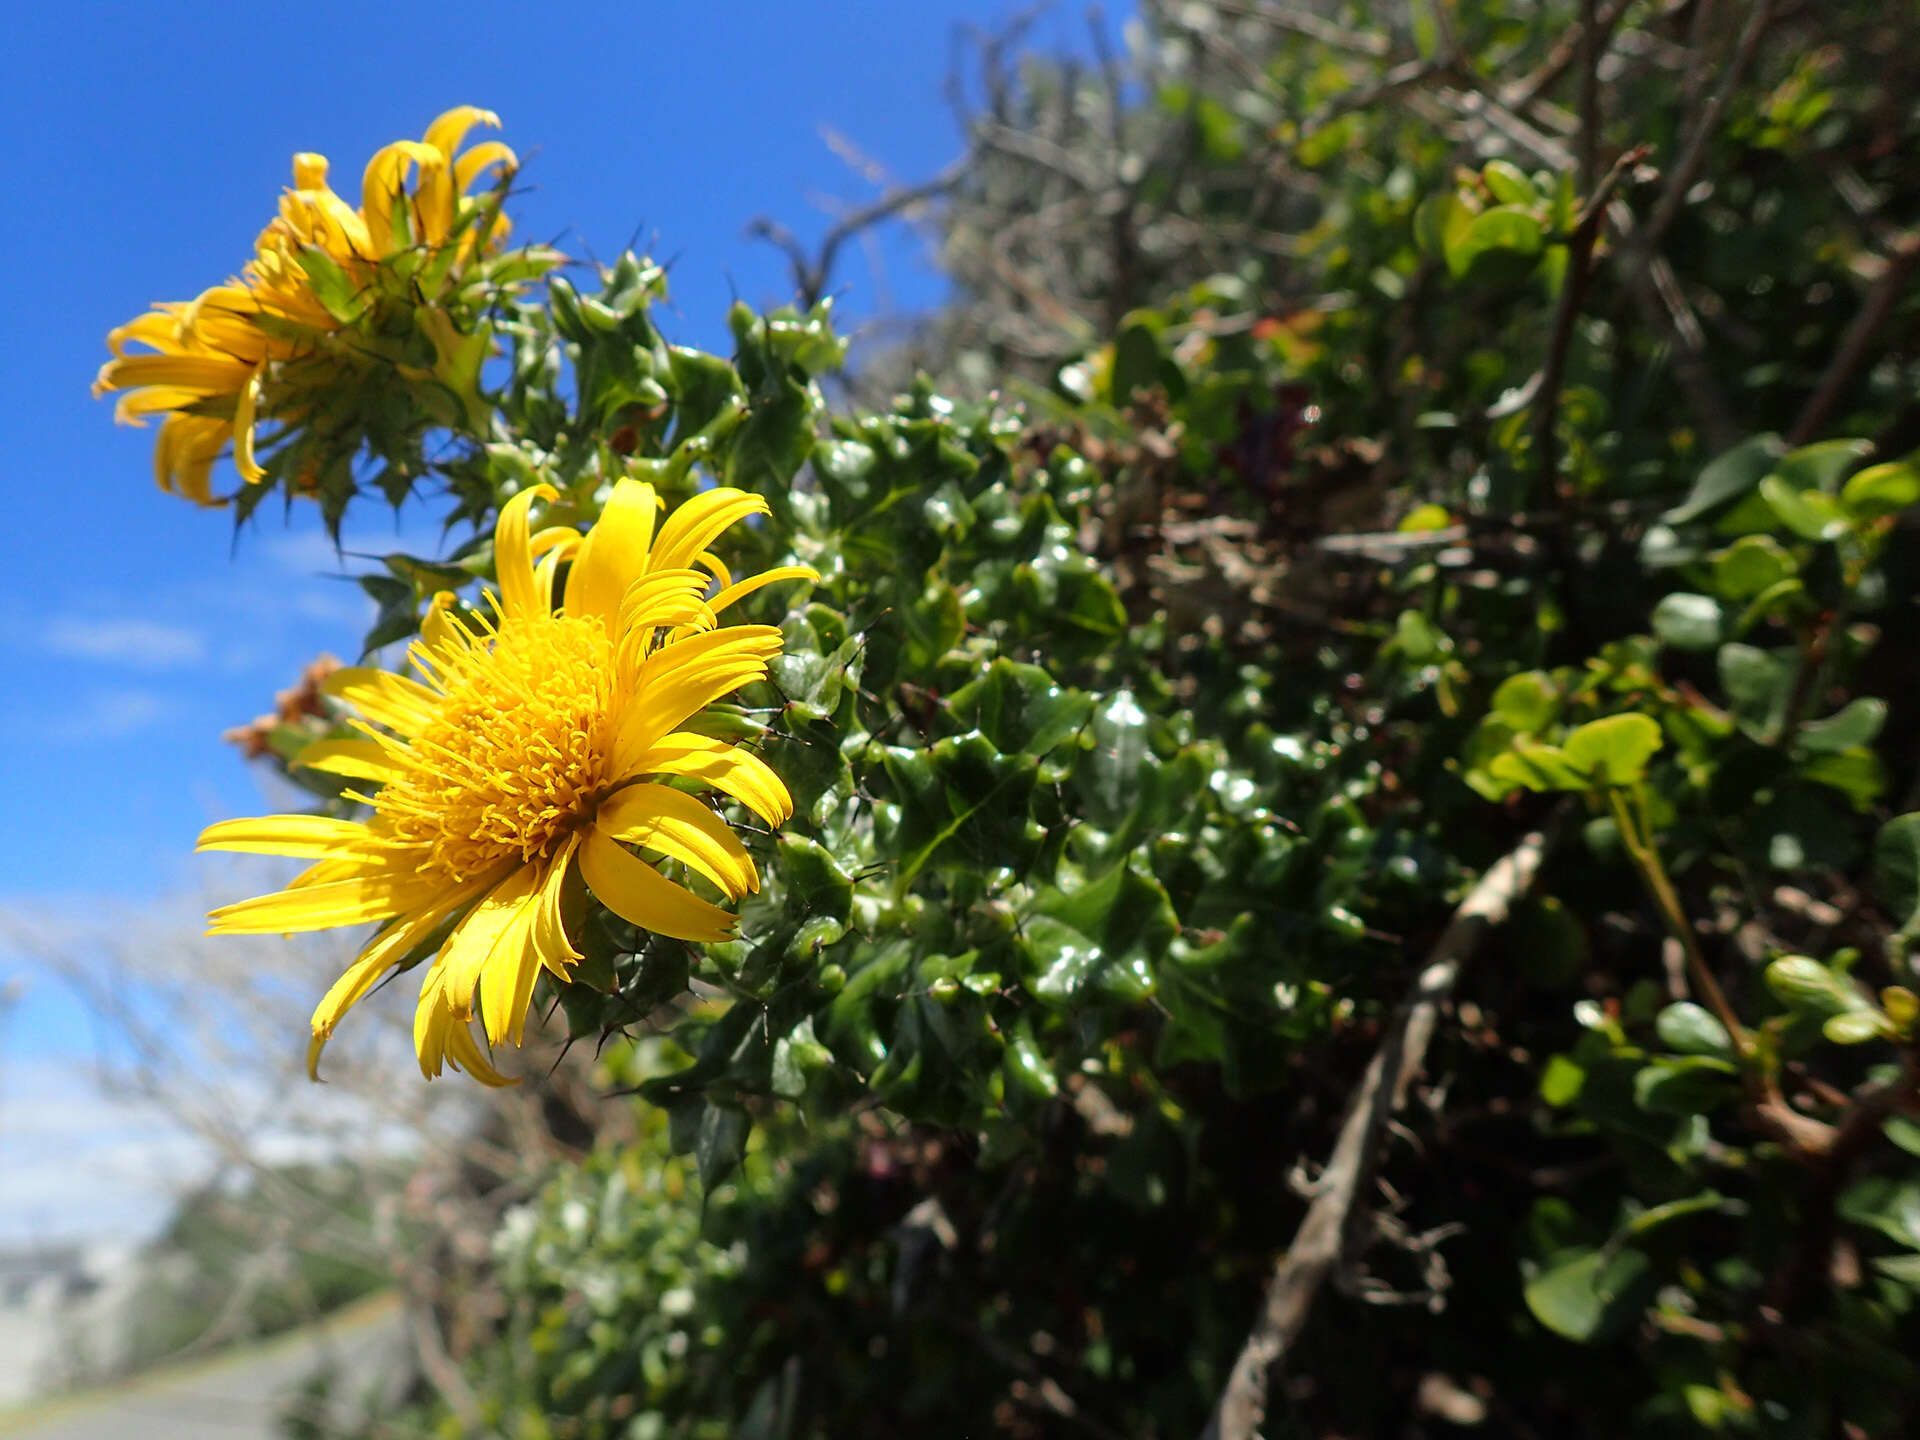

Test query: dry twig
[1200,827,1555,1440]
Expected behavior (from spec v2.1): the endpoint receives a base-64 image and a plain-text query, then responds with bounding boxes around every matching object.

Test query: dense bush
[123,2,1920,1436]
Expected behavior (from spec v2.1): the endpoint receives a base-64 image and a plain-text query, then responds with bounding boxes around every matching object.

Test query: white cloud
[44,688,176,742]
[259,528,357,578]
[42,616,206,669]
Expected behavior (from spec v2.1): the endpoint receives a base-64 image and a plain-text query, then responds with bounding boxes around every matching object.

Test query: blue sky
[0,1,1129,1232]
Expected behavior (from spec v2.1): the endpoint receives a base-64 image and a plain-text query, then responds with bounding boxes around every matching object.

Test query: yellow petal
[494,483,559,622]
[596,783,760,899]
[196,813,375,859]
[207,871,447,935]
[114,385,223,424]
[533,834,582,977]
[105,309,183,359]
[307,871,496,1078]
[440,863,542,1015]
[622,732,793,826]
[479,868,552,1047]
[360,139,441,255]
[419,591,469,652]
[454,140,517,193]
[709,564,820,617]
[564,478,660,624]
[414,961,517,1085]
[154,414,230,505]
[293,738,407,785]
[443,1018,517,1086]
[424,106,502,163]
[232,362,267,484]
[610,626,783,773]
[94,353,254,394]
[324,666,440,736]
[616,568,718,638]
[579,825,737,943]
[649,488,768,572]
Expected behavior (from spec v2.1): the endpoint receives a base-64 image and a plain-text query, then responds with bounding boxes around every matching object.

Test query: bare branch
[746,160,966,308]
[1789,230,1920,445]
[1535,147,1650,499]
[1205,0,1392,57]
[1635,0,1776,257]
[1200,826,1557,1440]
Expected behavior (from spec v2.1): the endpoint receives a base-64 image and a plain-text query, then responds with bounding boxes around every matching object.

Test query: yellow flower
[197,480,816,1084]
[92,291,272,504]
[95,107,524,505]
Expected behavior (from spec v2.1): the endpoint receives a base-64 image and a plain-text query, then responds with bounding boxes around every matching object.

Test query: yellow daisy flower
[197,480,817,1084]
[94,107,522,505]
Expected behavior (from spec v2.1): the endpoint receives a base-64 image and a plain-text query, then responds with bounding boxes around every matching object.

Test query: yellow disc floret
[376,613,615,882]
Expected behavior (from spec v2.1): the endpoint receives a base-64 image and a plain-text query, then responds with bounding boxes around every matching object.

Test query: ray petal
[620,732,793,825]
[578,826,737,943]
[439,863,542,1014]
[424,106,502,163]
[495,483,558,621]
[196,813,377,859]
[324,666,441,736]
[564,478,660,625]
[231,362,268,484]
[293,739,407,785]
[649,488,768,571]
[596,783,759,899]
[610,626,783,772]
[207,871,447,934]
[306,870,498,1078]
[709,565,820,616]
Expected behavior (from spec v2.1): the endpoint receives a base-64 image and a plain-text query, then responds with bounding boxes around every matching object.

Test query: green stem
[1606,787,1753,1061]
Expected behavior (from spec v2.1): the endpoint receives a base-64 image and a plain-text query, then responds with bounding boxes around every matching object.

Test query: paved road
[0,1295,408,1440]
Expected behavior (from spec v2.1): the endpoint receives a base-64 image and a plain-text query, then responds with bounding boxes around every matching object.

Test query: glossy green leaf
[1490,671,1560,734]
[1823,1009,1894,1044]
[1718,643,1796,743]
[1765,954,1871,1019]
[1873,813,1920,935]
[1796,698,1886,754]
[1664,435,1785,524]
[1710,535,1797,601]
[1524,1247,1651,1342]
[1650,592,1723,651]
[1633,1055,1739,1115]
[1758,474,1849,541]
[1562,714,1663,787]
[1488,739,1584,793]
[1481,159,1538,207]
[1445,205,1545,283]
[1110,322,1163,403]
[1655,1001,1733,1058]
[1772,438,1872,495]
[945,659,1094,758]
[1840,458,1920,519]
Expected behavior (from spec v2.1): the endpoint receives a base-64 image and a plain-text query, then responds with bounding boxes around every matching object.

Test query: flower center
[378,613,616,881]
